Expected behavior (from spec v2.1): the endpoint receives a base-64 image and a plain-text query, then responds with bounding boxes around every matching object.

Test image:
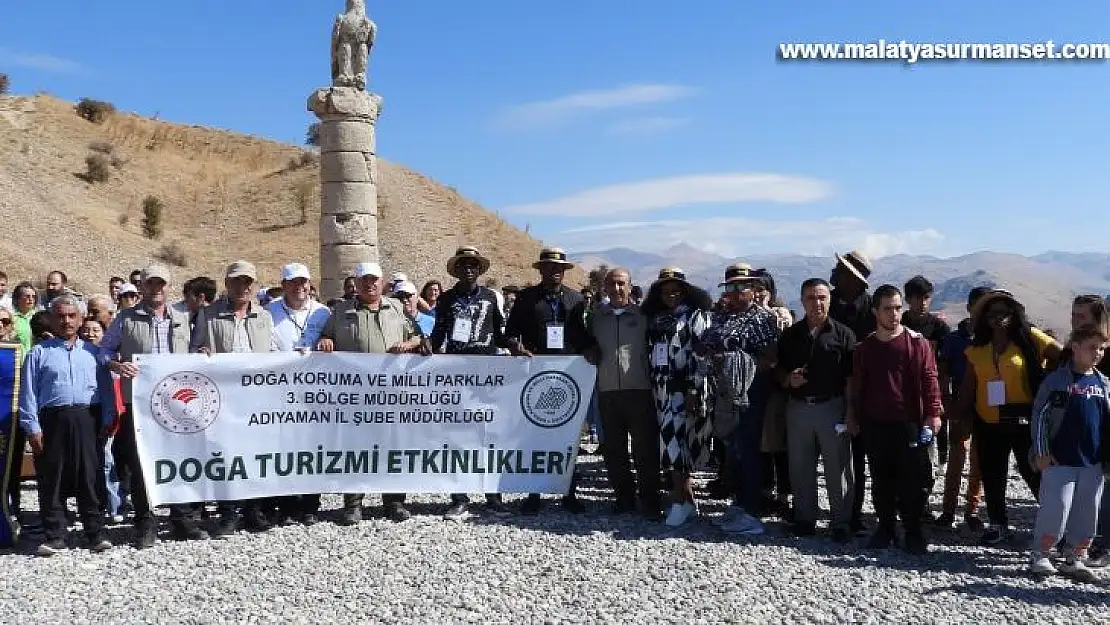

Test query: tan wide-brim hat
[718,262,763,287]
[655,266,689,286]
[446,246,491,278]
[970,289,1017,326]
[834,250,873,286]
[533,246,575,269]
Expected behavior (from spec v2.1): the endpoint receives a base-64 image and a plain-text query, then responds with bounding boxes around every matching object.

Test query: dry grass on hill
[0,94,583,297]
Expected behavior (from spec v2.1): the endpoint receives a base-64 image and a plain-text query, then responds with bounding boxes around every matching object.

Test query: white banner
[132,353,594,506]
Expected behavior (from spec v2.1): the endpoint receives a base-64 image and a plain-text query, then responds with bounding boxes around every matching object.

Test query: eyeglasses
[724,282,754,293]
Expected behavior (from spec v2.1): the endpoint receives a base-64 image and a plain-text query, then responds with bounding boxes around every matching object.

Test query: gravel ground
[2,453,1108,624]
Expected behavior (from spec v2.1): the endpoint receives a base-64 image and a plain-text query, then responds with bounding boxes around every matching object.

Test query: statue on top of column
[331,0,377,91]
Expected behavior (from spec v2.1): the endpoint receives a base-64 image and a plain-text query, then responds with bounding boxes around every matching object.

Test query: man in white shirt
[266,262,331,524]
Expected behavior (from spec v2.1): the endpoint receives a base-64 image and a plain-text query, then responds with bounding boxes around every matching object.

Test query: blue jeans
[587,389,603,444]
[101,436,123,516]
[725,373,770,514]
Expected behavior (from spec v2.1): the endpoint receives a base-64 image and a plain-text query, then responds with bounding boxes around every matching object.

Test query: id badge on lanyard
[546,323,565,350]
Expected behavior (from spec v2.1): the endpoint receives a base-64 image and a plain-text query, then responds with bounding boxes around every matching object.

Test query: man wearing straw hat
[830,250,876,535]
[431,246,516,519]
[505,247,590,515]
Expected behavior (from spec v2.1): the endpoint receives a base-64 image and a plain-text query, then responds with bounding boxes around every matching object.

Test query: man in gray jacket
[191,260,278,537]
[584,268,661,518]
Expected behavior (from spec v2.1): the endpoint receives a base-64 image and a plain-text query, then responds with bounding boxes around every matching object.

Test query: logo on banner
[150,372,222,434]
[520,371,581,429]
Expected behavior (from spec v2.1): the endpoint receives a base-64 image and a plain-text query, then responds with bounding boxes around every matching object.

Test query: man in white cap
[100,262,206,547]
[116,283,140,311]
[317,261,428,524]
[266,262,332,525]
[191,260,278,537]
[392,280,434,336]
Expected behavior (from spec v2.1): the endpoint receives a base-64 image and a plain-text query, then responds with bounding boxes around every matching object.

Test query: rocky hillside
[0,94,583,297]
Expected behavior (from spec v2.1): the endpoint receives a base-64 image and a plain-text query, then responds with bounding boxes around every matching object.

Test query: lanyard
[281,302,308,337]
[544,293,563,322]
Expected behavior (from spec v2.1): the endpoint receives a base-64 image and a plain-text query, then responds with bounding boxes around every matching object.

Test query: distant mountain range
[572,245,1110,335]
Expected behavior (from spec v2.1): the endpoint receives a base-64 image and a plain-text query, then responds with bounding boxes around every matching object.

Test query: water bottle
[918,426,934,447]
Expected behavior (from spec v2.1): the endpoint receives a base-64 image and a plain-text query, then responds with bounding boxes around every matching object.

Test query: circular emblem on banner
[520,371,581,429]
[149,371,222,434]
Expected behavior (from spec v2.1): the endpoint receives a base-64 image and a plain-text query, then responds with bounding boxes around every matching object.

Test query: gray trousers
[1032,465,1106,557]
[786,397,854,527]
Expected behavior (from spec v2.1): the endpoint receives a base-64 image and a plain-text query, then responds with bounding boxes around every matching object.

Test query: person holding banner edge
[504,247,590,516]
[431,246,515,519]
[100,263,208,548]
[316,261,429,524]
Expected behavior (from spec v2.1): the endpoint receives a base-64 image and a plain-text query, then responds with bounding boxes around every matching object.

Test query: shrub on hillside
[76,98,116,124]
[85,153,113,182]
[88,140,114,154]
[117,213,130,227]
[286,151,318,171]
[141,195,164,239]
[155,241,188,267]
[0,74,10,95]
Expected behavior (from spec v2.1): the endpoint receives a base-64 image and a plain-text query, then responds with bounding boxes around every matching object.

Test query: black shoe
[301,513,319,526]
[866,527,896,550]
[521,495,544,516]
[484,500,513,517]
[904,532,929,555]
[338,507,362,526]
[387,503,412,522]
[920,510,938,524]
[850,518,868,536]
[36,539,66,557]
[706,479,730,500]
[612,499,637,514]
[790,521,817,537]
[170,522,210,541]
[964,515,985,533]
[831,527,852,544]
[87,535,113,553]
[980,526,1005,546]
[444,502,469,519]
[243,509,272,533]
[135,524,157,549]
[933,513,956,529]
[211,516,238,539]
[561,496,585,514]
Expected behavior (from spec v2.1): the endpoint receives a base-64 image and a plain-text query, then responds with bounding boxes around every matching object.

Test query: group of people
[2,247,1109,584]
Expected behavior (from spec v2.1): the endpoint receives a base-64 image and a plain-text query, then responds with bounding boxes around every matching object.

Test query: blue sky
[2,1,1107,259]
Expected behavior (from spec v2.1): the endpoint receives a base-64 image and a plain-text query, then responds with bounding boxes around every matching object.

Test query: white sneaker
[1029,555,1057,576]
[1059,558,1099,583]
[1087,552,1110,568]
[664,502,697,527]
[722,511,765,536]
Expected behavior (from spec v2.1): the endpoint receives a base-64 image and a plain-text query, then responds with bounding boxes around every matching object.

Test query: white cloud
[0,48,81,74]
[607,116,691,136]
[503,173,833,216]
[554,217,944,259]
[495,84,697,130]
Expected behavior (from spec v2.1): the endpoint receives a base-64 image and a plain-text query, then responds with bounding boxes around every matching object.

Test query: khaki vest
[115,303,192,404]
[326,298,414,353]
[192,298,275,355]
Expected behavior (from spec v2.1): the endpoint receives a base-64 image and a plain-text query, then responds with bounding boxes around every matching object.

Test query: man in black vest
[505,247,590,515]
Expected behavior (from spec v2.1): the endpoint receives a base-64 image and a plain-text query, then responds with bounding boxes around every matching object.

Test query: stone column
[308,87,383,299]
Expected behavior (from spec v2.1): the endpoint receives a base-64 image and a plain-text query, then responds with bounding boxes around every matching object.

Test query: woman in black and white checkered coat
[643,267,713,527]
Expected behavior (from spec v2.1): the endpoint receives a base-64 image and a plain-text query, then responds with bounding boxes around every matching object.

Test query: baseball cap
[226,260,258,280]
[353,262,383,279]
[281,263,311,282]
[394,280,417,296]
[118,283,139,296]
[390,272,408,283]
[141,263,171,284]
